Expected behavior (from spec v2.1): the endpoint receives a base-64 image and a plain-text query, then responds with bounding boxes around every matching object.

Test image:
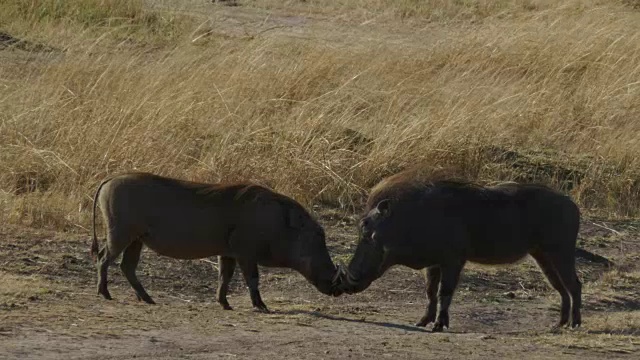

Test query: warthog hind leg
[96,247,112,300]
[238,259,268,312]
[416,266,441,327]
[548,252,582,328]
[217,256,236,310]
[531,251,570,327]
[96,227,132,301]
[120,241,155,304]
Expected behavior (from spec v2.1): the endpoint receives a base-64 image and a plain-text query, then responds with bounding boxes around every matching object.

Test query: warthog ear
[376,199,391,217]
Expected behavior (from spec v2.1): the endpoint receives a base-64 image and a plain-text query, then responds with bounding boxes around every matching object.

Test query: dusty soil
[1,207,639,359]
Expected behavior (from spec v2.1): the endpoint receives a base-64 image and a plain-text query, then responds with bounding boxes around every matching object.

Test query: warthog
[91,173,341,311]
[338,172,595,331]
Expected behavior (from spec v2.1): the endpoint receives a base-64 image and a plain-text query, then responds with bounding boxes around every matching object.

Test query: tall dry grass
[1,0,639,230]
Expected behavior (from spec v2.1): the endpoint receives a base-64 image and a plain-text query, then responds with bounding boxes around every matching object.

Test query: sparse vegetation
[0,0,189,46]
[1,0,144,25]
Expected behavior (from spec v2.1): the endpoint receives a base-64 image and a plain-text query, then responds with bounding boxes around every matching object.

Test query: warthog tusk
[332,264,344,284]
[341,265,359,285]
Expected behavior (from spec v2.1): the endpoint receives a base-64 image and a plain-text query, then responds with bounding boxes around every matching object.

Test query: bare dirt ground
[1,207,639,359]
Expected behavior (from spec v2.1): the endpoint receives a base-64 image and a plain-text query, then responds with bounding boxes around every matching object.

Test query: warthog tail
[90,177,112,261]
[575,247,613,267]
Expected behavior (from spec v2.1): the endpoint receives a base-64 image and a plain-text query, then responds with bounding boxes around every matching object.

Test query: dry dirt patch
[1,215,638,359]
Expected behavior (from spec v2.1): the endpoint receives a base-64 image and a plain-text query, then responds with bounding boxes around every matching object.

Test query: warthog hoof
[135,293,156,304]
[432,315,449,332]
[415,312,436,327]
[551,321,579,331]
[253,302,270,313]
[253,298,268,310]
[217,297,233,310]
[568,320,581,329]
[136,294,156,305]
[570,316,581,329]
[142,297,156,305]
[98,289,112,300]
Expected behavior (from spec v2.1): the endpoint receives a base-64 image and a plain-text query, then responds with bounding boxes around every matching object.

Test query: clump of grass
[0,0,191,44]
[247,0,604,23]
[2,0,144,25]
[1,0,640,230]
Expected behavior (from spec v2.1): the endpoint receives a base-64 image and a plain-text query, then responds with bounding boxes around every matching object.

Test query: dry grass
[1,0,640,230]
[535,305,640,353]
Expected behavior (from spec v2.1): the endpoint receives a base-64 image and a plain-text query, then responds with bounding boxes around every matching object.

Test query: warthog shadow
[273,309,431,333]
[586,295,640,311]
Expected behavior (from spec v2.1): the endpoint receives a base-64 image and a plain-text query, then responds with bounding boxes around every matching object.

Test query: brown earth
[1,208,639,359]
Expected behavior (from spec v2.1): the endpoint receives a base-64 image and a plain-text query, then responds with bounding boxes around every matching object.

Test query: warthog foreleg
[415,266,441,327]
[120,241,155,304]
[432,262,464,332]
[238,259,269,312]
[217,256,236,310]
